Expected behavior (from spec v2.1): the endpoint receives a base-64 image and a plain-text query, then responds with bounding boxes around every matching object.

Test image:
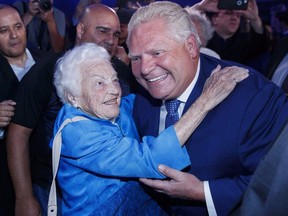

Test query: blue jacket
[51,94,190,215]
[132,54,288,216]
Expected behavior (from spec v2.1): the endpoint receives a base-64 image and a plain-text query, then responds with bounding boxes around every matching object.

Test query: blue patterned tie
[165,99,181,128]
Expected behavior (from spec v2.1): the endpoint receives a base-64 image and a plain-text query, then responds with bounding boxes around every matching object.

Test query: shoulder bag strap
[48,116,88,216]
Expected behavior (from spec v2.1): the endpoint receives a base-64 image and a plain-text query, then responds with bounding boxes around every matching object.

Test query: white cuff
[204,181,217,216]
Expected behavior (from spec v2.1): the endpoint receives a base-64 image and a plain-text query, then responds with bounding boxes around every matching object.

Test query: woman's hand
[201,65,249,111]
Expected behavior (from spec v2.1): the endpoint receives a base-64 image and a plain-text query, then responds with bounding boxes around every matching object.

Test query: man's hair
[127,1,201,47]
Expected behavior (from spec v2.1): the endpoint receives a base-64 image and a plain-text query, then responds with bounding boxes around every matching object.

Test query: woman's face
[75,61,122,120]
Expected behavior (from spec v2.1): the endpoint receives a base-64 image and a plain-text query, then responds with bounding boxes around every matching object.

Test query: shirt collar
[177,58,201,104]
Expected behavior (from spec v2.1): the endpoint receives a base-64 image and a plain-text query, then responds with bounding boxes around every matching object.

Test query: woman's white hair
[127,1,201,47]
[54,43,111,103]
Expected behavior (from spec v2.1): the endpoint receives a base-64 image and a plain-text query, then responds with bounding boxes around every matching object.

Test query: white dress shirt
[159,59,217,216]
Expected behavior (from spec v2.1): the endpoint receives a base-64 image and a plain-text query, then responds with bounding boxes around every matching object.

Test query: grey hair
[127,1,201,47]
[186,9,214,47]
[54,43,111,103]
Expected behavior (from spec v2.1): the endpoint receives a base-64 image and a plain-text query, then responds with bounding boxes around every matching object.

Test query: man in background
[14,0,66,53]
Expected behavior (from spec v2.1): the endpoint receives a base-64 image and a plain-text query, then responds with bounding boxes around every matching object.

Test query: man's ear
[76,23,84,40]
[186,34,199,59]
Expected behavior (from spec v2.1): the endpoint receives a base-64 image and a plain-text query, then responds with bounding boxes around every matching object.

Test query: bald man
[75,4,137,94]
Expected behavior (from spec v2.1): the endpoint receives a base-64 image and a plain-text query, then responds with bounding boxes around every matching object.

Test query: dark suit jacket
[231,122,288,216]
[132,54,288,215]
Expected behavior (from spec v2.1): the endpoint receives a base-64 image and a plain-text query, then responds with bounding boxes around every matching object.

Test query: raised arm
[39,9,65,53]
[174,65,249,145]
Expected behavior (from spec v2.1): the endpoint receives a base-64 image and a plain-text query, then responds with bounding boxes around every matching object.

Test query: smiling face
[128,18,199,100]
[77,5,121,55]
[75,61,122,120]
[0,6,26,60]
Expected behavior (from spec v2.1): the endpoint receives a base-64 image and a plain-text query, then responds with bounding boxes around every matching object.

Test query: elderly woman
[50,43,248,215]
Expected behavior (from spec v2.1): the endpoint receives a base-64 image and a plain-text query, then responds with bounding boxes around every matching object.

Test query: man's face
[119,23,128,44]
[212,10,241,37]
[0,7,26,59]
[77,8,121,55]
[128,18,198,100]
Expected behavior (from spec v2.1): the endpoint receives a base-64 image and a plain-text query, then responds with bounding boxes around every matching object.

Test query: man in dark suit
[231,122,288,216]
[127,2,288,215]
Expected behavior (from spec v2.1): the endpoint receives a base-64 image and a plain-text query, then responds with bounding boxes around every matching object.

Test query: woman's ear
[67,93,78,108]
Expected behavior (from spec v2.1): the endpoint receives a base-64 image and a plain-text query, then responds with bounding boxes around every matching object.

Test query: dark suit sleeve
[209,83,288,216]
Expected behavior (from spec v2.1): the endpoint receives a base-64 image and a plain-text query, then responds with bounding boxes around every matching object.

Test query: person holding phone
[192,0,272,71]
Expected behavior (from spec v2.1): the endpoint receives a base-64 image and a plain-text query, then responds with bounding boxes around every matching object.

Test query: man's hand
[190,0,219,13]
[0,100,16,128]
[238,0,263,33]
[39,8,54,24]
[139,164,205,201]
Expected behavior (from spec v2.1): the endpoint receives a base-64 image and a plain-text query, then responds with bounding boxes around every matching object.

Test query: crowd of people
[0,0,288,215]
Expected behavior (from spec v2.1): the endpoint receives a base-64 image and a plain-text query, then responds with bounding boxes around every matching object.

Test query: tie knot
[165,100,181,128]
[165,99,181,115]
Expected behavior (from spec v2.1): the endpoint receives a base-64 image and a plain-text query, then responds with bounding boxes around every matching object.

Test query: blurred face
[77,7,121,55]
[128,18,199,100]
[119,23,128,44]
[75,61,122,120]
[212,10,241,38]
[0,7,26,59]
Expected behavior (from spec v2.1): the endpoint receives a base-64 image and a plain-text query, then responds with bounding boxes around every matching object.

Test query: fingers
[201,66,249,110]
[158,164,181,180]
[211,65,221,75]
[139,164,181,192]
[0,100,16,127]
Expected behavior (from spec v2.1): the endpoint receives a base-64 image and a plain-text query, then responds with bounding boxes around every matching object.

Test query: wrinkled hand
[0,100,16,128]
[15,197,41,216]
[201,65,249,110]
[139,164,205,201]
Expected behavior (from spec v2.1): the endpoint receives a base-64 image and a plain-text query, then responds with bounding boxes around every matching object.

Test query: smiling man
[128,2,288,215]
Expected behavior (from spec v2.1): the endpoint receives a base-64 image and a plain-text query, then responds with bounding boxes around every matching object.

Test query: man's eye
[0,29,7,34]
[15,24,23,30]
[114,33,120,39]
[96,81,103,86]
[153,51,164,56]
[131,57,141,62]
